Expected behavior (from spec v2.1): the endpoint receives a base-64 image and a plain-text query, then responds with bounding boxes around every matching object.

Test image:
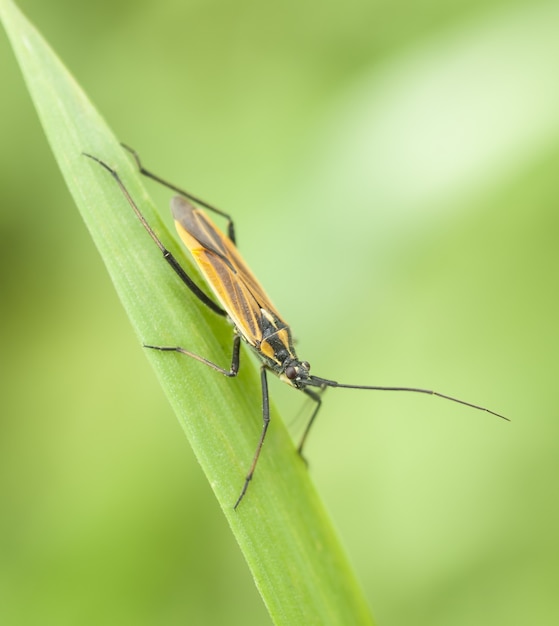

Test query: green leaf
[0,1,374,623]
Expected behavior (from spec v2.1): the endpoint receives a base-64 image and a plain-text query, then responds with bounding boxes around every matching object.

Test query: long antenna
[309,376,509,421]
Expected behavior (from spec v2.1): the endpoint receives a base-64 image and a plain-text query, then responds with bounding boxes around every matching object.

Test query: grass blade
[0,1,375,623]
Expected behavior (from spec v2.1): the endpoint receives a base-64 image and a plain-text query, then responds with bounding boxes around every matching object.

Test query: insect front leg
[145,334,241,378]
[296,387,325,461]
[233,366,271,509]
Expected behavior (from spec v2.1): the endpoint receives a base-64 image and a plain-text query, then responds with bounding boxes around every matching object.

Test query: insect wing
[171,196,284,347]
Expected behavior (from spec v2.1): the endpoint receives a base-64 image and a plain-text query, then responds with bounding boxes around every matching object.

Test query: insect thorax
[255,308,298,373]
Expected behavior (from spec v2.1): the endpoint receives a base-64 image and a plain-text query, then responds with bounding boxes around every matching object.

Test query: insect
[84,146,508,509]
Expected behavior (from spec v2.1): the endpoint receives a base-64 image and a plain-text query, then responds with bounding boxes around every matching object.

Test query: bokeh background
[1,1,558,624]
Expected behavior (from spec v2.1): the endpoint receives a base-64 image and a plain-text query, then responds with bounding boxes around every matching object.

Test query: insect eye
[285,365,297,380]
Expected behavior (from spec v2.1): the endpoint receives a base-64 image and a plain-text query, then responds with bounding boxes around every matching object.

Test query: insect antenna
[308,376,509,421]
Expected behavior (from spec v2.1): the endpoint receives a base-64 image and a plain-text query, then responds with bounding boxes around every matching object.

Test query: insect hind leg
[121,143,237,244]
[83,152,225,317]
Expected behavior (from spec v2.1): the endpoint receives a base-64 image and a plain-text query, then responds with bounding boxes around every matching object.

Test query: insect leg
[233,366,271,509]
[121,144,237,244]
[145,334,241,378]
[83,153,225,316]
[296,387,325,459]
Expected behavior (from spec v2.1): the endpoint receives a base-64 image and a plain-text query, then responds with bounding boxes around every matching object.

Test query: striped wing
[171,196,284,347]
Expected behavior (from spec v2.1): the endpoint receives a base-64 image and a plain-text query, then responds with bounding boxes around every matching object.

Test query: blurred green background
[1,0,558,624]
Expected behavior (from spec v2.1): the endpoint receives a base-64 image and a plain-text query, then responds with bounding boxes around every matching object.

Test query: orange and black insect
[84,146,508,509]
